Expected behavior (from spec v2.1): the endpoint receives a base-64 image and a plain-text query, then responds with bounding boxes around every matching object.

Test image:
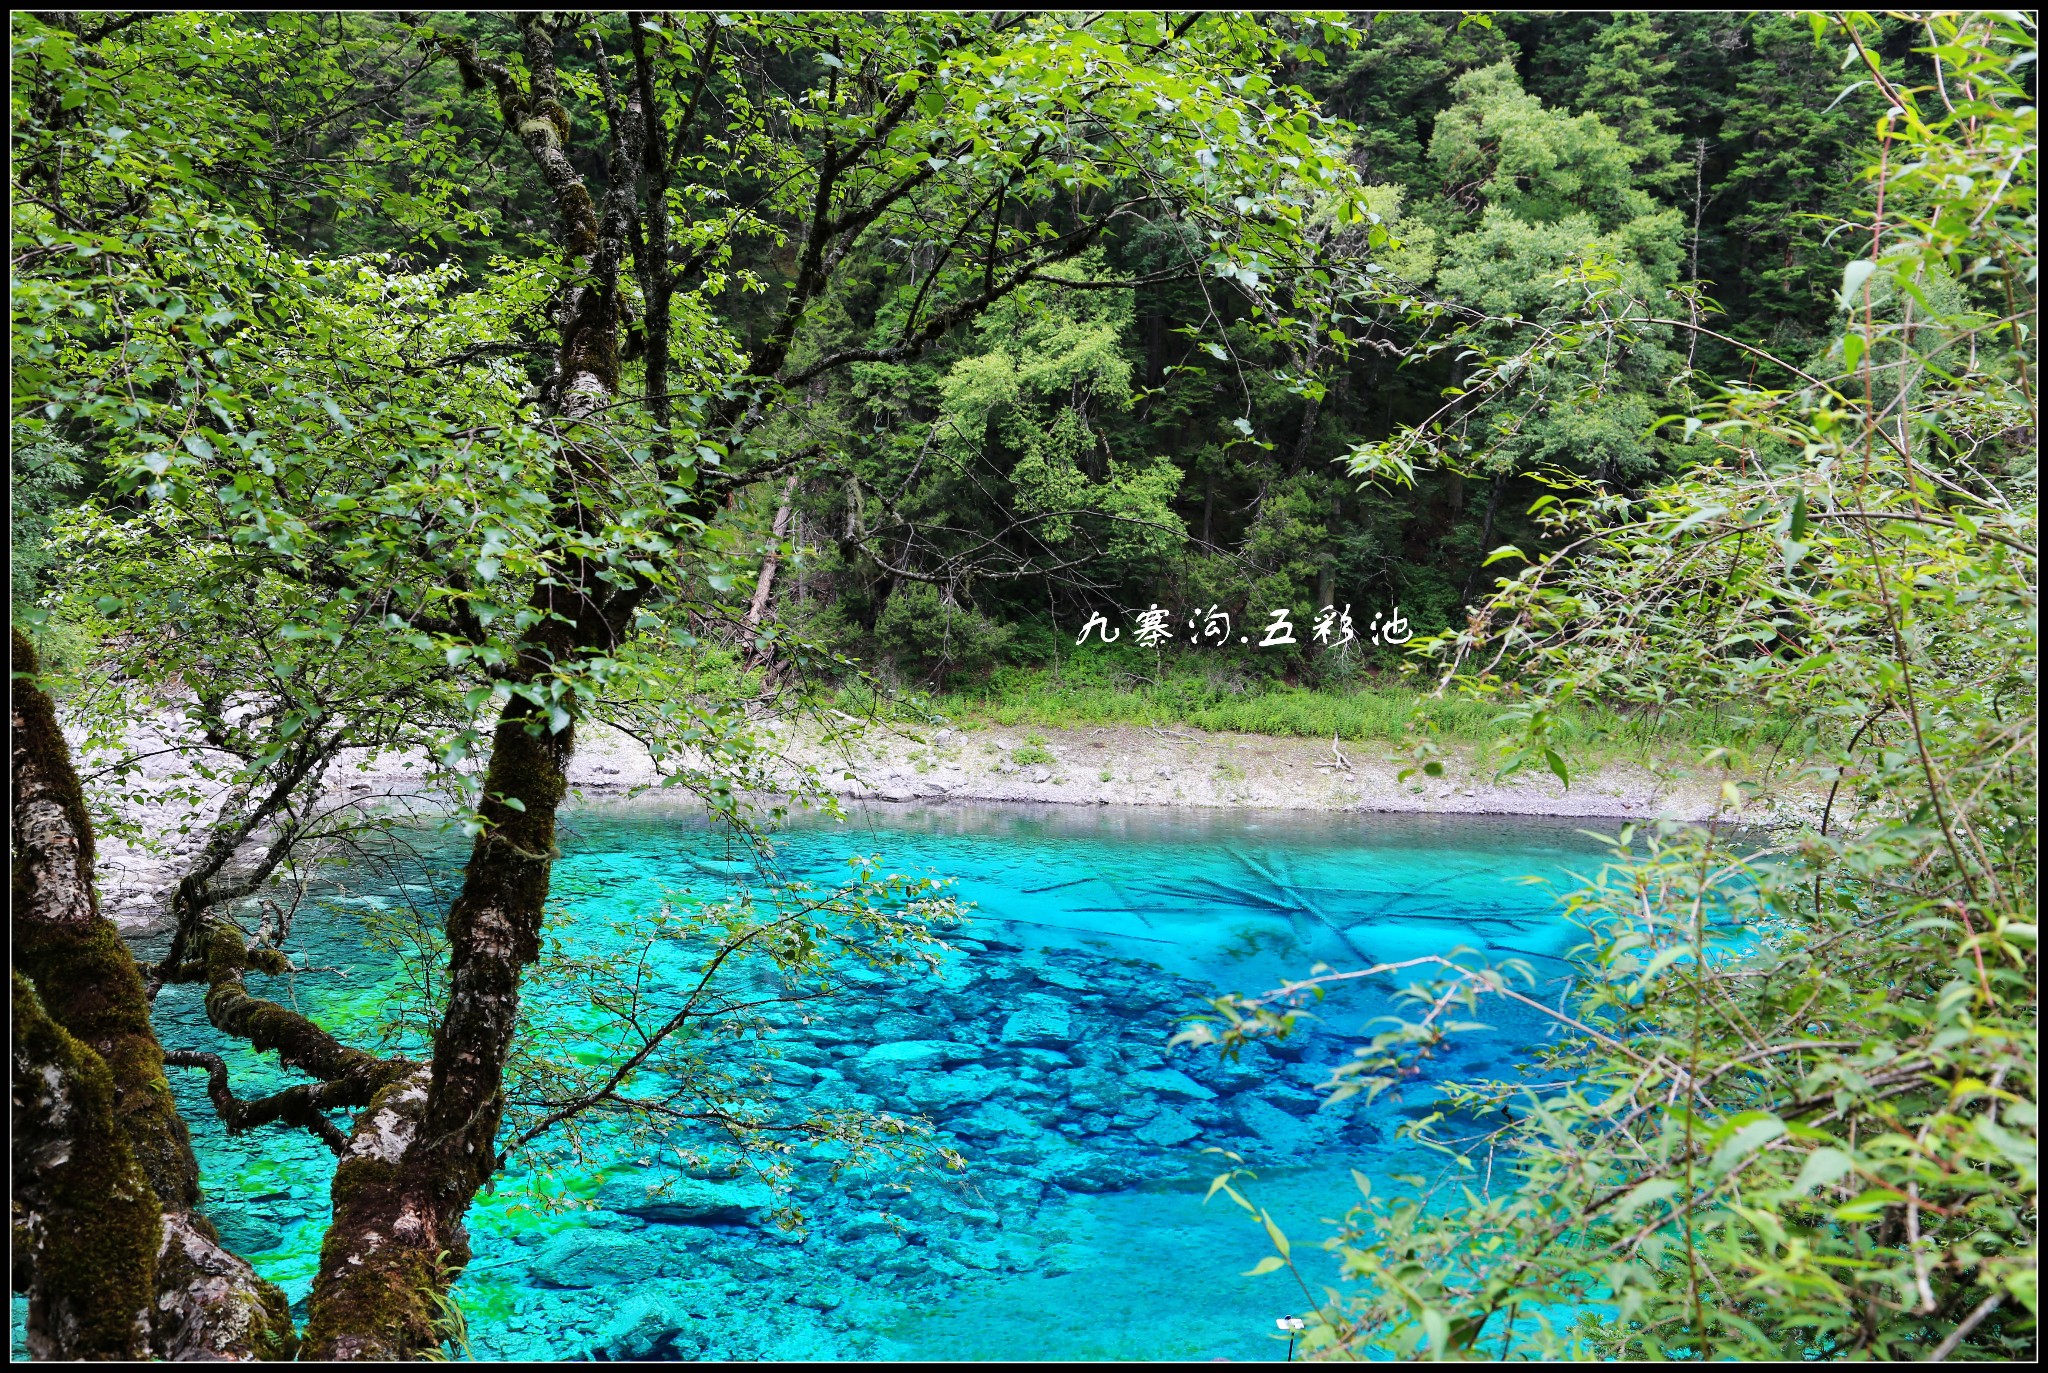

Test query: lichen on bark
[301,1068,445,1360]
[14,626,199,1206]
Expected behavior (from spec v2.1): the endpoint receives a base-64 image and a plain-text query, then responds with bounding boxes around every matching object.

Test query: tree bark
[1460,476,1507,604]
[302,706,568,1358]
[1290,389,1322,472]
[746,475,802,655]
[11,628,295,1361]
[307,20,628,1354]
[11,972,158,1361]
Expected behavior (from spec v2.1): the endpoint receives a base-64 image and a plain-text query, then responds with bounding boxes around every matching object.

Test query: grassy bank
[832,665,1824,772]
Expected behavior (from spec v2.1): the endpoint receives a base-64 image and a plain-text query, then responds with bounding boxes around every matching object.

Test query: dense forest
[14,10,1936,688]
[11,9,2036,1363]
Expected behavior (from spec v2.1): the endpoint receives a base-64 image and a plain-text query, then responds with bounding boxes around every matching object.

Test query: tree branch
[164,1049,351,1154]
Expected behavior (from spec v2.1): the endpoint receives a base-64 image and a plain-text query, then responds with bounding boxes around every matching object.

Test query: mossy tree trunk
[11,628,296,1360]
[302,714,568,1357]
[11,972,158,1361]
[303,17,638,1356]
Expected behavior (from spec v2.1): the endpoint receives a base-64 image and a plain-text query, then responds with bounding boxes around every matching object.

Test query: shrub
[1188,15,2037,1360]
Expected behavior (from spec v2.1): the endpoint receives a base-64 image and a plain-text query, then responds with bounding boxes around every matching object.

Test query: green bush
[932,664,1820,770]
[1188,16,2037,1360]
[872,584,1015,689]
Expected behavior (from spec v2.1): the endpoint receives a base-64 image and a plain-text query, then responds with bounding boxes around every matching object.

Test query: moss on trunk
[13,628,299,1360]
[200,917,404,1096]
[11,972,161,1361]
[301,1069,445,1360]
[13,917,200,1209]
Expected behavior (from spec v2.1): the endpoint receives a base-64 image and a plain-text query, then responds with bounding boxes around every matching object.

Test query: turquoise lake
[34,801,1619,1361]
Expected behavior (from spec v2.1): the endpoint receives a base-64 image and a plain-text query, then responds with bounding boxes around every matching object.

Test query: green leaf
[1259,1209,1290,1260]
[1840,332,1866,373]
[1616,1178,1680,1219]
[1837,259,1878,309]
[1831,1188,1895,1223]
[1544,749,1569,789]
[1631,944,1691,993]
[1788,486,1809,541]
[1974,1115,2035,1170]
[1242,1255,1287,1277]
[1791,1147,1855,1195]
[1710,1116,1787,1176]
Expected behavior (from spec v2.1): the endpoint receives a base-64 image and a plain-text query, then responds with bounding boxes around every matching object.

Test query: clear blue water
[25,801,1614,1361]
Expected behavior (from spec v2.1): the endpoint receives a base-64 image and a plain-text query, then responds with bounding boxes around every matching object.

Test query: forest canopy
[13,10,1943,686]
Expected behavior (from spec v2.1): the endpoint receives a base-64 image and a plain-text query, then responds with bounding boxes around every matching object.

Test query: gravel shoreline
[74,715,1818,931]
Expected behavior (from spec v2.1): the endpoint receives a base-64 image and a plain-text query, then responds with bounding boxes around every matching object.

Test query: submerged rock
[1198,1048,1280,1095]
[870,1011,949,1041]
[1017,955,1091,992]
[951,1101,1041,1143]
[999,994,1073,1047]
[851,1040,955,1084]
[534,1231,666,1289]
[599,1171,776,1225]
[205,1211,284,1256]
[1127,1066,1217,1103]
[1034,1146,1139,1193]
[1064,1066,1127,1114]
[1230,1097,1307,1156]
[905,1064,1002,1113]
[1132,1108,1202,1148]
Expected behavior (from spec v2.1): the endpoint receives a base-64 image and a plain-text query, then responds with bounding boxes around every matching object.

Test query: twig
[1927,1293,2005,1362]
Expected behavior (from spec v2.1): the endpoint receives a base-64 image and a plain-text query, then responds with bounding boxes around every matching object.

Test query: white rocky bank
[75,714,1819,930]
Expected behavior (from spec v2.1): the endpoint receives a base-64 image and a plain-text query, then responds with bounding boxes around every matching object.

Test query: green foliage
[873,583,1015,689]
[1575,15,1684,190]
[1428,62,1645,229]
[13,7,2033,1357]
[9,435,82,616]
[782,11,1921,675]
[1715,12,1905,343]
[1189,12,2037,1360]
[14,10,1935,704]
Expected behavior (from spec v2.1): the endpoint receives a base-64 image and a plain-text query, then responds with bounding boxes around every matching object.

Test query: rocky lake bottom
[16,801,1614,1361]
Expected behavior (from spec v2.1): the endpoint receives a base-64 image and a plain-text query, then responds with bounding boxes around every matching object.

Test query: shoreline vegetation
[900,665,1824,770]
